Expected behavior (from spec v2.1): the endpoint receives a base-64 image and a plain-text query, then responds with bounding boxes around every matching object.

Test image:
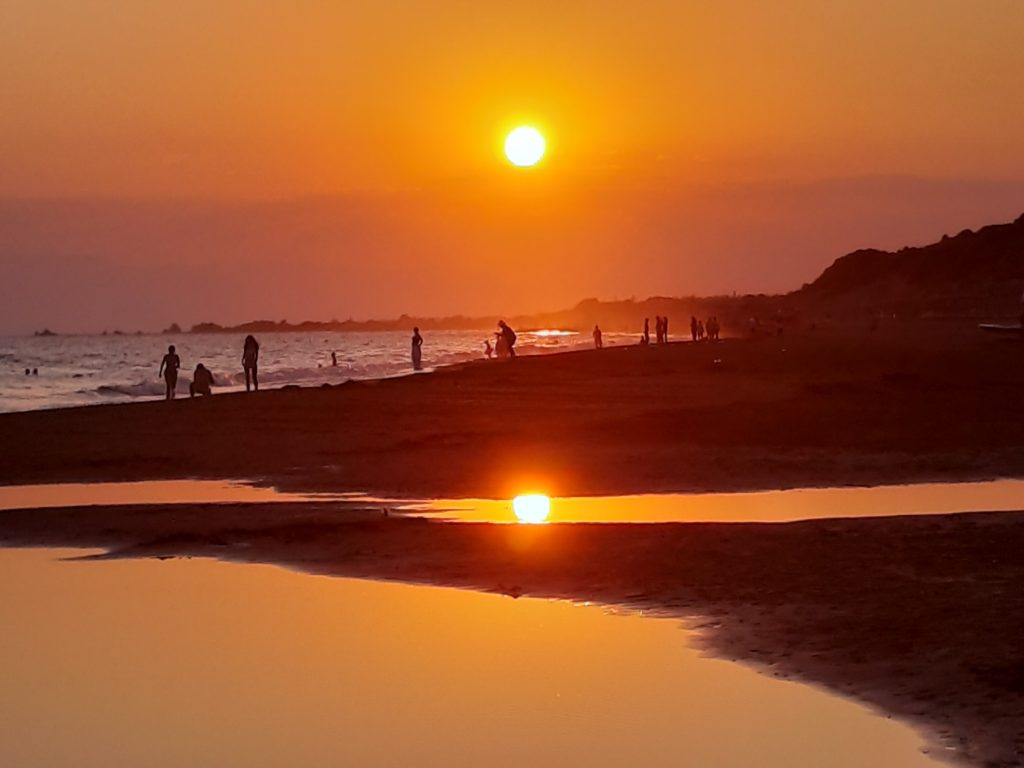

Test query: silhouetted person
[593,324,603,349]
[643,318,650,346]
[190,363,214,397]
[411,327,423,370]
[664,316,669,341]
[159,344,181,400]
[484,339,493,359]
[690,315,698,342]
[498,320,517,358]
[331,351,338,367]
[697,320,705,340]
[24,368,29,376]
[242,335,260,392]
[32,368,38,376]
[656,316,664,345]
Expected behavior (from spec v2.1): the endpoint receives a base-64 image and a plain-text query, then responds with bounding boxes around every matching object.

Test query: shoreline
[1,504,1020,766]
[3,325,1024,497]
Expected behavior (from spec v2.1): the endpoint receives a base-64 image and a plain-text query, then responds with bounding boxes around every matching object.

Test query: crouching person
[190,363,215,398]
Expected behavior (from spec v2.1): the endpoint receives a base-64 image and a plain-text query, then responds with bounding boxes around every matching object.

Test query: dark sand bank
[1,503,1022,766]
[2,322,1024,496]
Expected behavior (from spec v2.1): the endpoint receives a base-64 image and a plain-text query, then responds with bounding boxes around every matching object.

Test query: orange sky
[2,1,1024,331]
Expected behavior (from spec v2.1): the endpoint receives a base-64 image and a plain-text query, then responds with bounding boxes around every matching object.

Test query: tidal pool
[401,479,1024,523]
[1,478,1022,525]
[0,479,350,511]
[0,548,946,767]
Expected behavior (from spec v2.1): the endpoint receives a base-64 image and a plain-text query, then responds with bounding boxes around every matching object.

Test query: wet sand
[2,323,1024,765]
[1,502,1022,766]
[1,322,1023,496]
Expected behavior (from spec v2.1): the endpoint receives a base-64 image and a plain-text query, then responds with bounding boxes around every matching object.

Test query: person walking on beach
[663,316,669,342]
[242,334,260,392]
[655,316,663,345]
[690,315,698,342]
[497,320,517,358]
[190,363,214,397]
[593,324,603,349]
[484,339,493,359]
[643,318,651,346]
[411,327,423,370]
[159,344,181,400]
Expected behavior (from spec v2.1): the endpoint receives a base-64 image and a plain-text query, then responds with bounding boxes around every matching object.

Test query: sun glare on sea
[504,127,546,167]
[512,494,551,524]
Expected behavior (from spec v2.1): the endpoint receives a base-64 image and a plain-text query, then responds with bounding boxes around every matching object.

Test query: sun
[504,126,546,168]
[512,494,551,524]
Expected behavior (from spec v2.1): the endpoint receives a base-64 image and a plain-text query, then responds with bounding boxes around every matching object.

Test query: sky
[2,0,1024,332]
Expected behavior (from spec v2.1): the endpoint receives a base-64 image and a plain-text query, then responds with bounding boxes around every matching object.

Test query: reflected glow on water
[512,493,551,524]
[0,549,943,768]
[0,478,1020,526]
[404,479,1024,524]
[0,479,351,511]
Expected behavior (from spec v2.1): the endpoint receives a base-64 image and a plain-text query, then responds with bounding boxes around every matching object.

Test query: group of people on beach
[690,315,721,341]
[156,321,525,401]
[482,321,518,360]
[157,334,260,401]
[640,316,671,346]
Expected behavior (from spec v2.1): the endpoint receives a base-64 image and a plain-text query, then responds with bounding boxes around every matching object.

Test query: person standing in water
[411,327,423,370]
[593,324,603,349]
[242,335,260,392]
[642,318,651,346]
[331,351,338,367]
[158,344,181,400]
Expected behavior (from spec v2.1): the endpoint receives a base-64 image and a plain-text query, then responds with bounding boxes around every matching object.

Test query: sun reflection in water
[512,494,551,524]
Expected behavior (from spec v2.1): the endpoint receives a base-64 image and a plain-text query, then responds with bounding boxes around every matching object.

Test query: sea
[0,329,632,413]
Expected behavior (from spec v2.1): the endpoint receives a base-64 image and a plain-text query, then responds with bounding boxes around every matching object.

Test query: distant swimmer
[484,339,493,359]
[411,327,423,371]
[242,334,260,392]
[190,363,214,397]
[158,344,181,400]
[497,320,517,358]
[331,351,338,367]
[32,368,38,376]
[593,324,603,349]
[24,368,29,376]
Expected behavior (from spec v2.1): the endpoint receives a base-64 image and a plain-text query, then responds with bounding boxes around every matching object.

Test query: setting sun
[504,127,546,168]
[512,494,551,524]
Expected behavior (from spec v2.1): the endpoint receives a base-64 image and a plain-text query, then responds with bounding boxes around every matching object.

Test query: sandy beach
[2,324,1024,766]
[1,322,1023,496]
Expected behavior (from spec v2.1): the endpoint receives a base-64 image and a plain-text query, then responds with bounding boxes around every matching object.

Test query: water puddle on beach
[0,548,944,768]
[1,477,1021,525]
[404,479,1024,524]
[0,479,351,511]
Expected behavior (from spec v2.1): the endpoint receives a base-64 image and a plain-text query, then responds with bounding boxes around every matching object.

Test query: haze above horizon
[2,1,1024,333]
